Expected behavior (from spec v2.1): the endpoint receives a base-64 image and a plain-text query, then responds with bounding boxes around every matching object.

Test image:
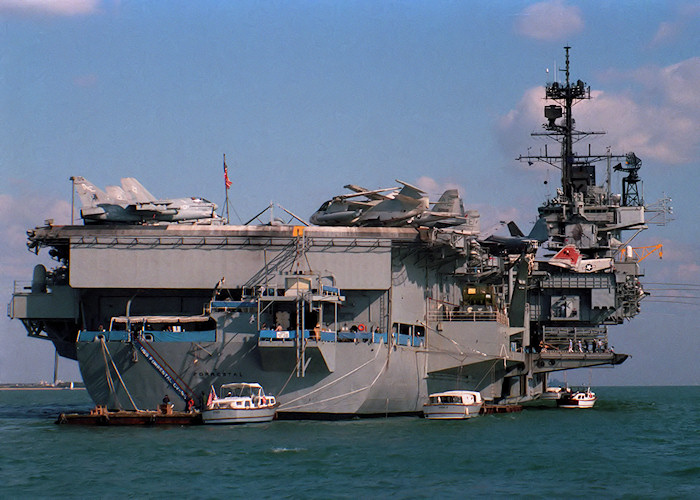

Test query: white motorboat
[556,388,596,409]
[540,386,571,400]
[423,390,483,419]
[202,383,277,424]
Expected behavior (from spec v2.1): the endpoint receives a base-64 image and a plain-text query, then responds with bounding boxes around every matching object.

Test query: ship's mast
[562,47,575,195]
[519,46,620,201]
[544,46,591,199]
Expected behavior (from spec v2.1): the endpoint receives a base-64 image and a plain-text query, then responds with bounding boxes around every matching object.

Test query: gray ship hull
[76,328,518,416]
[78,336,426,415]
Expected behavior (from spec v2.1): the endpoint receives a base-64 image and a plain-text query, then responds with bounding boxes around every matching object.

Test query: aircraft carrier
[8,48,655,416]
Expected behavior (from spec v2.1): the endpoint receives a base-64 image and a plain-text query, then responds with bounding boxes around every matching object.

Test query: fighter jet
[311,181,472,228]
[309,185,399,226]
[547,245,613,273]
[480,218,549,254]
[73,176,219,224]
[353,180,429,226]
[412,189,469,228]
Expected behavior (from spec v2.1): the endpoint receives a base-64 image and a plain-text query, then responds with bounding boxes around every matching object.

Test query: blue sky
[1,0,699,385]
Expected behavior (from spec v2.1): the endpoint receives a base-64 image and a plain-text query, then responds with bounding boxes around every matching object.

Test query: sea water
[1,386,698,498]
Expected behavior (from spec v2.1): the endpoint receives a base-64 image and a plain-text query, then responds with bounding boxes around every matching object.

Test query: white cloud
[515,0,584,41]
[0,186,80,384]
[646,239,700,284]
[497,86,545,164]
[651,21,679,46]
[650,3,700,47]
[0,0,101,16]
[631,58,700,112]
[413,176,537,236]
[415,176,465,199]
[498,58,700,166]
[0,187,71,284]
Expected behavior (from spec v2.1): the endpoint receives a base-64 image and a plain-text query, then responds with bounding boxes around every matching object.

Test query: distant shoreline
[0,383,85,391]
[0,387,86,391]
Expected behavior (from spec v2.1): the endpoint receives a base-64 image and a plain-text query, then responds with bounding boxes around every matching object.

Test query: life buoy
[261,396,267,406]
[358,324,366,332]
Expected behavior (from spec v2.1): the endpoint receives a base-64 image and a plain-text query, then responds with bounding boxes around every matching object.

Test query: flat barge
[481,404,523,414]
[56,405,202,426]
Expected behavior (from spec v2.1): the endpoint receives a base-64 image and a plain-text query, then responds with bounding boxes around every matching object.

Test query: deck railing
[426,309,498,322]
[540,326,609,353]
[427,297,506,324]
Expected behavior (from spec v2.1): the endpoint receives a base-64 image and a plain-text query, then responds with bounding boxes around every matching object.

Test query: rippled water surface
[1,386,698,498]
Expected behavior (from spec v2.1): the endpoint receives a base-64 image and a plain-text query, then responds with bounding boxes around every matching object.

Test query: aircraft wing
[413,212,467,228]
[420,210,463,218]
[394,179,426,199]
[343,184,371,193]
[80,206,107,218]
[343,200,376,208]
[339,186,397,201]
[132,202,177,215]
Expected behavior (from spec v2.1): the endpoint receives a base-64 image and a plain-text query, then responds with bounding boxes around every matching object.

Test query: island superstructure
[8,48,656,416]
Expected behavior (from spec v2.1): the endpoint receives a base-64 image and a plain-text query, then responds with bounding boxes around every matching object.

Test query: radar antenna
[613,153,643,206]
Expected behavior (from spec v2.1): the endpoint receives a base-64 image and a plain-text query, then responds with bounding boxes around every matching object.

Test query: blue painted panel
[257,329,399,345]
[78,330,216,342]
[210,300,257,309]
[259,329,296,340]
[373,332,388,343]
[78,330,129,342]
[148,330,216,342]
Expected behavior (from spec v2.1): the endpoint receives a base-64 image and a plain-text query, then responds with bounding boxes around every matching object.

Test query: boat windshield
[220,384,262,399]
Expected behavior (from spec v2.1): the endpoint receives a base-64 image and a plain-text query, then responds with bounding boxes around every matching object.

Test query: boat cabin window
[430,395,463,404]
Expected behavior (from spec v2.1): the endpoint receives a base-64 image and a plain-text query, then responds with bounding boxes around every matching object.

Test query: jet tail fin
[507,221,525,238]
[527,217,549,243]
[550,245,581,268]
[432,189,464,215]
[507,218,548,241]
[72,176,114,206]
[121,178,156,204]
[105,185,131,205]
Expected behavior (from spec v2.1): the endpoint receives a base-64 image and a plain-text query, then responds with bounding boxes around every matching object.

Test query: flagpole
[69,176,76,225]
[223,153,230,224]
